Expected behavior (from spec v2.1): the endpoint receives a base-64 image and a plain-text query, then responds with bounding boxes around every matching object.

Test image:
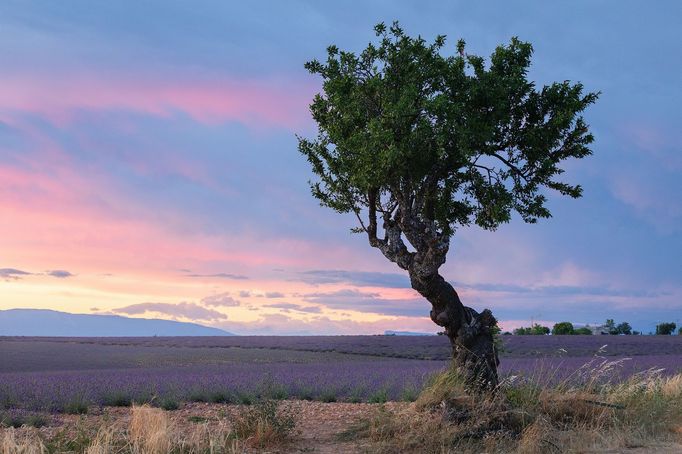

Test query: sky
[1,1,680,335]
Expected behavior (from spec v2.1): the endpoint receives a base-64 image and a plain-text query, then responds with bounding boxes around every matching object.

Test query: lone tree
[552,322,575,335]
[656,322,677,335]
[298,23,598,389]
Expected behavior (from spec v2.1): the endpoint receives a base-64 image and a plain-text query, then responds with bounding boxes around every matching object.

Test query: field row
[3,334,682,364]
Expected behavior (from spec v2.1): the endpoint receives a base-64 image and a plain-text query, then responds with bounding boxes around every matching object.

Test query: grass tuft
[231,399,296,449]
[64,397,89,415]
[129,405,170,454]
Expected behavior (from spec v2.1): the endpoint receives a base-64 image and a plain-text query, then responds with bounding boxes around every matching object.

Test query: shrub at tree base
[350,364,682,453]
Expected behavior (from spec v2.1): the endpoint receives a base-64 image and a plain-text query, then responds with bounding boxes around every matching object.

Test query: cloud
[296,270,410,288]
[264,291,285,298]
[265,302,321,313]
[113,302,227,321]
[609,170,682,234]
[0,74,313,129]
[301,289,381,298]
[0,268,32,280]
[454,282,663,298]
[185,272,249,280]
[302,290,426,317]
[216,313,438,336]
[47,269,74,278]
[239,291,252,298]
[200,292,240,307]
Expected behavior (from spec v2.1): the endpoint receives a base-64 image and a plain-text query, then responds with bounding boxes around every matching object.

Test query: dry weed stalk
[85,427,115,454]
[129,405,170,454]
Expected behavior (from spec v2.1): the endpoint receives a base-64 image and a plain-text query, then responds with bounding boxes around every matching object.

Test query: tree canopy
[299,22,599,248]
[552,322,574,335]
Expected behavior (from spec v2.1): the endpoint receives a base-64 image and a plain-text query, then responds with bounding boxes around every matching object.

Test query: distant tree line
[508,319,680,335]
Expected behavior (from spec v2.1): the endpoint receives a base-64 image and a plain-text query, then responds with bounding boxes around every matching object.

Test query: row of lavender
[5,334,681,361]
[2,355,681,413]
[1,360,443,412]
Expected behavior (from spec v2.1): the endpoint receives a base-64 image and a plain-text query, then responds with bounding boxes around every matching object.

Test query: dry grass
[1,429,46,454]
[129,405,170,454]
[0,400,298,453]
[232,399,297,449]
[352,362,682,453]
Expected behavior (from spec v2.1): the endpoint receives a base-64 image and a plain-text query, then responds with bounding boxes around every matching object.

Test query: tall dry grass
[1,399,298,453]
[92,404,246,453]
[129,405,170,454]
[350,359,682,453]
[1,429,45,454]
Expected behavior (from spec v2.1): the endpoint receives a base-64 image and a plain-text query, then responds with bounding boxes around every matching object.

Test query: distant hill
[384,330,435,336]
[0,309,233,336]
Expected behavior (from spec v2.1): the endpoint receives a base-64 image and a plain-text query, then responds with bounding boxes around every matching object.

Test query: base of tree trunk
[447,308,500,391]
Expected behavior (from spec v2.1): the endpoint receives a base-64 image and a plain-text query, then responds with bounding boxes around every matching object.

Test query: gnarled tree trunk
[409,270,500,390]
[366,200,500,391]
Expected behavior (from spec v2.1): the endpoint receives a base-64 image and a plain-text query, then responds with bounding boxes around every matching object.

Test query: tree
[656,322,677,335]
[616,322,632,335]
[574,327,593,335]
[299,22,598,389]
[604,319,617,335]
[552,322,574,335]
[513,324,549,335]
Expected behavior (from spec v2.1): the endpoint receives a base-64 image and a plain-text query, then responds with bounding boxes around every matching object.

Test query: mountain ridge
[0,308,232,336]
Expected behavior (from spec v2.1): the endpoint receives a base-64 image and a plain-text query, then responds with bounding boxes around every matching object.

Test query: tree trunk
[409,271,500,391]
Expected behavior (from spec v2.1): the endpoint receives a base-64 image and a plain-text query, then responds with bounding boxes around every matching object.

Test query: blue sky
[0,1,680,334]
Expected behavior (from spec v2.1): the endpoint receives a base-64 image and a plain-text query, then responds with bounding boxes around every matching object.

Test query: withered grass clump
[1,429,46,454]
[232,399,297,449]
[0,402,273,453]
[129,405,170,454]
[355,360,682,453]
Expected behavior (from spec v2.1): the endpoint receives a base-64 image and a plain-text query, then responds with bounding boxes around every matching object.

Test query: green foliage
[64,397,89,415]
[513,324,550,335]
[101,392,132,407]
[187,415,209,423]
[605,319,632,335]
[25,414,48,428]
[0,412,48,428]
[573,327,593,335]
[655,322,677,335]
[605,319,617,334]
[551,322,574,335]
[616,322,632,335]
[368,389,389,403]
[317,390,338,403]
[231,400,296,448]
[158,397,180,411]
[299,21,598,237]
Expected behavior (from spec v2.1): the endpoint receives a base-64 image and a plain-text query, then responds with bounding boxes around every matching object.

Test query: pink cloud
[0,73,315,129]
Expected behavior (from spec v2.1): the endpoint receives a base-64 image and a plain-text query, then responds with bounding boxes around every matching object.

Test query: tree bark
[409,270,500,391]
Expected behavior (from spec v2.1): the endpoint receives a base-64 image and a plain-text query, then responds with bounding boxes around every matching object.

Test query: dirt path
[284,401,405,453]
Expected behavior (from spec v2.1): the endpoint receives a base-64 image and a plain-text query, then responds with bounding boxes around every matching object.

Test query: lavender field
[1,335,681,413]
